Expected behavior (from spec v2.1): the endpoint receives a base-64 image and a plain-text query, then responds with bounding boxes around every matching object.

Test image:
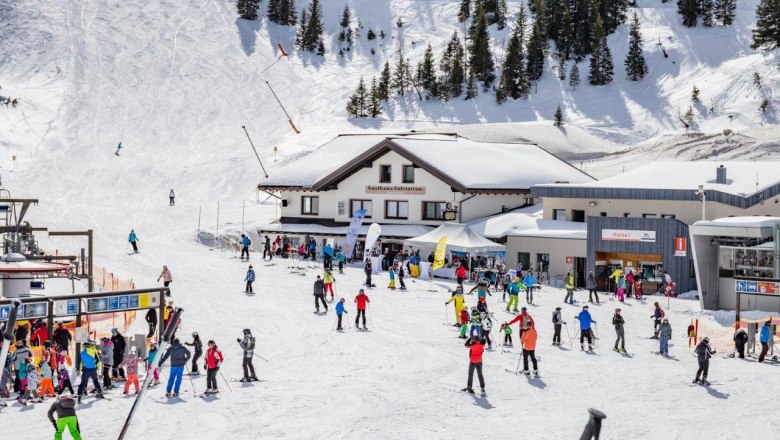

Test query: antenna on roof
[242,126,269,179]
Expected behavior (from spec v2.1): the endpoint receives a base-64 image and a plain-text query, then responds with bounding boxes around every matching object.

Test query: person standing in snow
[169,189,175,206]
[481,312,494,349]
[204,340,224,394]
[608,267,623,295]
[552,307,565,346]
[458,308,470,339]
[185,332,203,376]
[263,235,272,261]
[120,348,141,395]
[658,318,672,357]
[564,270,575,304]
[446,286,465,326]
[56,364,74,396]
[313,275,328,313]
[456,263,467,287]
[575,305,596,351]
[733,328,748,359]
[469,282,492,311]
[335,298,348,330]
[245,265,255,294]
[52,322,72,352]
[468,307,482,338]
[240,234,251,261]
[462,336,486,395]
[237,329,258,382]
[507,307,535,340]
[128,229,139,254]
[388,265,397,289]
[524,270,537,304]
[520,321,540,376]
[145,308,157,338]
[505,277,521,312]
[354,289,370,329]
[363,258,373,287]
[693,337,716,385]
[758,320,773,362]
[76,340,103,402]
[397,264,407,291]
[650,302,664,339]
[612,308,626,353]
[322,242,334,270]
[336,249,345,273]
[145,342,161,387]
[586,271,599,303]
[48,395,81,440]
[323,269,336,301]
[159,338,191,398]
[110,328,127,380]
[501,323,513,346]
[99,337,114,389]
[157,265,173,294]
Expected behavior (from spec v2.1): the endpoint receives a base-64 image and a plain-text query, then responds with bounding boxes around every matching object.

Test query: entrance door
[517,252,531,272]
[574,257,586,288]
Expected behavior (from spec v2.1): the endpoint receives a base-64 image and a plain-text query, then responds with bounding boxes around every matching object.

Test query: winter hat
[702,337,710,343]
[249,265,253,269]
[111,328,118,334]
[615,308,621,312]
[583,305,589,309]
[340,298,345,302]
[521,307,527,312]
[555,307,561,311]
[243,328,251,335]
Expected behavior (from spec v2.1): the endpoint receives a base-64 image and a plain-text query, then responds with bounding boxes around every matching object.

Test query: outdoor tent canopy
[403,222,506,254]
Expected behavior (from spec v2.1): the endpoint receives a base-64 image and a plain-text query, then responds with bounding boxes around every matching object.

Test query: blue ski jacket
[335,301,346,315]
[760,323,773,343]
[523,274,537,288]
[323,244,334,257]
[241,236,251,247]
[245,269,256,282]
[128,232,138,243]
[577,310,594,330]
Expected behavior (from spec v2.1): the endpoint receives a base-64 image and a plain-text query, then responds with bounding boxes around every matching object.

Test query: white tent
[404,222,506,254]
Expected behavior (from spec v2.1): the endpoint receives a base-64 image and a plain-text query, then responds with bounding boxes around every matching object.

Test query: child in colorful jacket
[469,307,482,338]
[323,270,336,300]
[388,266,397,289]
[459,308,470,339]
[121,349,141,394]
[146,343,161,385]
[56,365,74,396]
[501,323,513,346]
[40,361,55,398]
[23,360,41,402]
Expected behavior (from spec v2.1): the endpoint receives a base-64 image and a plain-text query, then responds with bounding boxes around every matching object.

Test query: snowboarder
[552,307,565,346]
[650,302,664,339]
[524,270,537,304]
[445,286,465,325]
[693,337,716,385]
[159,338,191,398]
[240,234,251,260]
[364,259,373,287]
[658,318,672,357]
[145,342,161,387]
[354,289,370,330]
[733,328,748,359]
[145,308,157,338]
[204,340,223,394]
[458,308,470,339]
[99,337,114,389]
[335,298,348,330]
[120,348,141,394]
[128,229,139,254]
[76,340,103,402]
[520,321,539,376]
[612,308,626,353]
[185,332,203,375]
[313,275,328,313]
[501,323,513,346]
[586,270,599,303]
[462,336,486,395]
[169,189,175,206]
[564,270,575,304]
[576,305,596,351]
[111,328,127,380]
[388,265,397,289]
[157,265,173,292]
[237,329,258,382]
[263,235,272,260]
[245,265,255,294]
[758,320,773,362]
[48,395,81,440]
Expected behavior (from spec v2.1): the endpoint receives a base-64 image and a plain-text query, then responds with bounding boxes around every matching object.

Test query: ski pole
[252,352,269,363]
[564,323,573,347]
[184,365,197,395]
[513,349,523,374]
[444,304,448,325]
[218,369,232,392]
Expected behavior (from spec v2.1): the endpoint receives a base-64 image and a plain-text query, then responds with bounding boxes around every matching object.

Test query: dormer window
[380,165,392,183]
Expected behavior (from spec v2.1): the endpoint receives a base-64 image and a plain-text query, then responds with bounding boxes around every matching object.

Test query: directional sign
[85,292,161,314]
[54,299,80,317]
[0,302,48,321]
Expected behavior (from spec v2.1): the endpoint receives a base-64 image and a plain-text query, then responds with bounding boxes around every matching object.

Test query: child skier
[388,266,397,289]
[693,337,716,385]
[469,307,482,338]
[459,308,470,339]
[245,265,256,294]
[56,365,74,396]
[335,298,348,330]
[128,229,139,253]
[237,329,258,382]
[48,395,81,440]
[616,275,626,302]
[650,302,664,339]
[323,269,336,301]
[204,340,224,394]
[397,264,407,291]
[469,282,492,311]
[120,348,141,394]
[552,307,565,346]
[22,359,41,403]
[99,337,114,389]
[576,305,596,351]
[40,361,55,398]
[146,342,161,386]
[501,323,513,347]
[185,332,203,376]
[481,312,494,349]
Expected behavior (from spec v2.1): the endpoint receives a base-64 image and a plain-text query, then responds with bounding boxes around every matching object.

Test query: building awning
[403,222,505,253]
[257,223,434,239]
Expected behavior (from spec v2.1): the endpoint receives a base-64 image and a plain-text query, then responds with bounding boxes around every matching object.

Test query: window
[553,209,566,221]
[402,165,415,183]
[423,201,447,220]
[623,213,630,217]
[661,214,676,219]
[385,200,409,219]
[517,252,531,271]
[380,165,392,183]
[642,213,658,218]
[600,212,607,217]
[301,196,319,215]
[350,200,372,218]
[571,209,585,223]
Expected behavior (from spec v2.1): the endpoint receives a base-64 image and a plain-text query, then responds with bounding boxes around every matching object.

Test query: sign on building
[0,301,48,321]
[602,229,656,243]
[674,237,687,257]
[365,185,426,195]
[736,280,780,295]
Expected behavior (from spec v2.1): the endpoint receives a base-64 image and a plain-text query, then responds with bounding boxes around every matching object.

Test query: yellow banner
[432,236,448,271]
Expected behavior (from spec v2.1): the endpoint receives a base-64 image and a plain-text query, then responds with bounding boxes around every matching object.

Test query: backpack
[247,238,252,246]
[552,311,557,324]
[247,336,255,351]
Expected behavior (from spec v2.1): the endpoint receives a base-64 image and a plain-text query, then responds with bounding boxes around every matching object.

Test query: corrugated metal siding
[586,216,696,293]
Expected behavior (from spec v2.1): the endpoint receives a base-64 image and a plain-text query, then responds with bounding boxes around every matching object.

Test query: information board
[85,292,160,314]
[0,301,48,321]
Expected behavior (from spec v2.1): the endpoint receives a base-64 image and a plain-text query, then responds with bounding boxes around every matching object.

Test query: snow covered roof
[259,133,593,193]
[690,216,780,238]
[257,222,433,239]
[403,222,505,253]
[468,205,587,240]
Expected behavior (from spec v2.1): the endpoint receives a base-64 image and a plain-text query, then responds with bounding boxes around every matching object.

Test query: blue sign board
[0,302,48,321]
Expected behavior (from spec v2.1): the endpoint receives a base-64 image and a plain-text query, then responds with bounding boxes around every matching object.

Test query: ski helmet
[192,332,198,337]
[243,328,251,335]
[702,337,710,344]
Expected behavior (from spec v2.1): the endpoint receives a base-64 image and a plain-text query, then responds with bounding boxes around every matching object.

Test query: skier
[455,263,467,287]
[115,141,122,156]
[263,235,273,261]
[52,322,72,352]
[552,307,565,346]
[157,265,173,292]
[586,271,599,303]
[354,289,370,330]
[169,189,175,206]
[481,312,494,349]
[612,308,626,353]
[76,340,103,402]
[185,332,203,375]
[693,337,716,385]
[608,266,623,295]
[523,270,537,304]
[507,307,535,339]
[469,282,492,310]
[120,348,141,395]
[245,265,255,294]
[237,329,258,382]
[145,342,161,387]
[505,277,521,312]
[308,239,317,260]
[397,264,407,291]
[364,258,373,287]
[204,339,224,395]
[445,286,465,325]
[388,265,397,289]
[323,269,336,301]
[658,318,672,357]
[240,234,251,260]
[469,306,482,338]
[520,321,540,376]
[501,322,513,347]
[616,274,626,302]
[40,360,55,398]
[458,308,470,339]
[313,275,328,313]
[733,328,748,359]
[336,249,345,273]
[128,229,139,254]
[564,270,575,304]
[22,359,41,402]
[11,340,31,393]
[335,298,348,330]
[145,308,157,338]
[111,328,127,380]
[575,305,596,351]
[462,336,486,395]
[56,364,74,396]
[48,395,81,440]
[650,302,665,339]
[758,320,773,362]
[322,242,334,270]
[99,337,114,389]
[159,338,191,398]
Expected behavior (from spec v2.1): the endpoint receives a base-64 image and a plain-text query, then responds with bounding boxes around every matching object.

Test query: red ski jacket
[507,311,535,331]
[467,340,484,363]
[354,293,370,310]
[456,266,467,278]
[205,346,224,369]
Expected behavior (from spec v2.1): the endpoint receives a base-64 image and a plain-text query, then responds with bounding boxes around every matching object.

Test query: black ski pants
[191,351,202,374]
[580,329,593,345]
[614,327,625,350]
[759,342,769,362]
[553,324,562,344]
[365,272,372,287]
[467,362,485,390]
[77,368,102,396]
[523,349,538,371]
[314,294,327,311]
[147,321,157,338]
[695,360,709,380]
[246,281,253,294]
[207,367,219,390]
[504,334,512,345]
[243,356,255,379]
[483,329,492,346]
[589,289,599,302]
[735,342,745,359]
[102,365,113,387]
[399,276,406,289]
[263,247,272,260]
[241,246,249,260]
[355,309,367,326]
[337,314,344,329]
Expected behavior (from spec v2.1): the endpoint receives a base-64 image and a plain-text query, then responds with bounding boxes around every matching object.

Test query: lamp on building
[694,185,706,221]
[589,201,597,207]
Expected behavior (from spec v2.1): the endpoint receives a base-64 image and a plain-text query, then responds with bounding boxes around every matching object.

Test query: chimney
[716,165,727,184]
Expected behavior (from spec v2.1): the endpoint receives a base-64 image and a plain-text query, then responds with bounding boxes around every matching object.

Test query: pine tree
[346,78,368,118]
[751,0,780,50]
[753,72,762,88]
[339,5,352,47]
[700,0,714,27]
[558,57,567,80]
[296,10,308,48]
[526,9,547,83]
[683,106,695,128]
[469,8,496,87]
[267,0,280,23]
[588,14,614,85]
[599,0,629,35]
[465,68,479,99]
[368,78,383,118]
[317,39,326,56]
[459,0,471,22]
[237,0,260,20]
[556,3,573,60]
[691,85,700,103]
[713,0,735,25]
[572,0,593,58]
[569,62,581,90]
[677,0,698,27]
[497,6,530,100]
[367,29,376,40]
[378,62,392,101]
[553,105,564,127]
[340,5,351,28]
[440,34,467,98]
[624,12,648,81]
[283,0,297,25]
[417,43,438,96]
[496,0,508,29]
[392,49,411,96]
[759,99,769,113]
[297,0,324,52]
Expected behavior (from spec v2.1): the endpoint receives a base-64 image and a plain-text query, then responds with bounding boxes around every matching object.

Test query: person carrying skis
[445,286,465,326]
[76,340,103,402]
[157,265,173,292]
[145,309,157,338]
[733,328,748,359]
[364,259,373,287]
[462,336,486,395]
[524,270,537,304]
[520,321,540,376]
[458,308,470,339]
[263,235,273,261]
[99,337,114,389]
[575,305,596,351]
[693,337,716,385]
[501,322,513,347]
[658,318,672,357]
[481,312,494,349]
[245,265,256,294]
[612,308,626,353]
[388,265,397,289]
[128,229,139,254]
[120,348,141,395]
[354,289,370,330]
[159,338,191,398]
[505,277,521,313]
[169,189,175,206]
[48,395,81,440]
[564,270,575,304]
[323,270,336,301]
[335,298,348,330]
[237,329,258,382]
[145,342,161,386]
[111,328,126,380]
[758,320,773,362]
[313,275,328,313]
[586,270,599,303]
[552,307,565,346]
[204,340,224,395]
[240,234,251,260]
[185,332,203,375]
[650,302,664,339]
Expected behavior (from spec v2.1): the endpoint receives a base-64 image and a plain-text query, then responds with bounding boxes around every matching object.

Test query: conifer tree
[283,0,297,25]
[624,12,648,81]
[599,0,629,35]
[417,43,438,97]
[440,34,467,98]
[496,0,508,29]
[751,0,780,50]
[526,14,547,83]
[392,49,411,96]
[459,0,471,22]
[267,0,280,23]
[691,85,700,103]
[558,57,567,80]
[317,39,326,56]
[465,68,479,99]
[677,0,698,27]
[339,5,353,47]
[469,8,496,87]
[588,14,614,85]
[713,0,735,25]
[346,78,368,117]
[569,62,581,90]
[556,3,573,59]
[378,62,392,101]
[700,0,714,27]
[297,0,324,52]
[497,6,530,100]
[237,0,260,20]
[368,78,383,118]
[553,105,564,127]
[296,10,308,48]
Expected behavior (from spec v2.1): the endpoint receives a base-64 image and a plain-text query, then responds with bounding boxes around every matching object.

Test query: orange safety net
[691,316,780,352]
